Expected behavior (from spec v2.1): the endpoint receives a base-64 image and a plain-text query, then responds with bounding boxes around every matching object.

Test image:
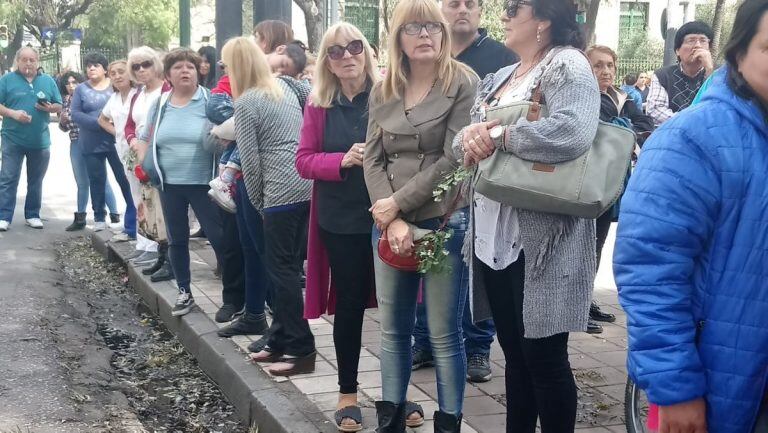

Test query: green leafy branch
[433,166,472,202]
[415,229,453,275]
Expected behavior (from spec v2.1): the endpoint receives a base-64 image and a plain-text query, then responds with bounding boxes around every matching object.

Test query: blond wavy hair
[379,0,474,102]
[311,23,379,109]
[221,36,283,101]
[127,46,164,83]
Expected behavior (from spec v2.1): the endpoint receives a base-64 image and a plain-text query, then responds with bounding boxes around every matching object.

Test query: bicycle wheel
[624,377,652,433]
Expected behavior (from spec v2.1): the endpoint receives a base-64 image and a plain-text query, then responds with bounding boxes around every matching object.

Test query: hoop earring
[536,27,542,44]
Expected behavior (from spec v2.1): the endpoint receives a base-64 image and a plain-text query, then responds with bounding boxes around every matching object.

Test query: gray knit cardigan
[453,48,600,338]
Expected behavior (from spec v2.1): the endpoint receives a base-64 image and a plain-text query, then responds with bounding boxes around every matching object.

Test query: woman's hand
[130,138,149,163]
[370,196,400,230]
[341,142,366,168]
[386,219,414,257]
[462,120,500,166]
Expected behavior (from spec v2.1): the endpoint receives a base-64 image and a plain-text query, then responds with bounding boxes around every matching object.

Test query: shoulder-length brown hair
[379,0,474,102]
[311,23,379,109]
[253,20,294,54]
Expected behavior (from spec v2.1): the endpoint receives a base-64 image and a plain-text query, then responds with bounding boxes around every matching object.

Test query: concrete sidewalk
[93,226,629,433]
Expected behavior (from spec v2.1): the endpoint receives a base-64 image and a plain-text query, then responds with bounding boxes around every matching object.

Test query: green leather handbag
[474,86,636,219]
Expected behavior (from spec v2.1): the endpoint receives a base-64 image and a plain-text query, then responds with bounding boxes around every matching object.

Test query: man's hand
[659,398,707,433]
[12,110,32,124]
[692,48,714,76]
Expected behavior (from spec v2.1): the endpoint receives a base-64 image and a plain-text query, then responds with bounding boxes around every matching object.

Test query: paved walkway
[180,225,629,433]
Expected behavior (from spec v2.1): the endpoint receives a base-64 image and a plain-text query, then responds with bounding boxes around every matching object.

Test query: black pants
[320,228,374,394]
[595,207,613,270]
[479,254,577,433]
[219,211,245,308]
[158,184,225,292]
[260,204,314,357]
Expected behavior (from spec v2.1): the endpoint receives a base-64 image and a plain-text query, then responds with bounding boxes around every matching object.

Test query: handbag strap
[526,47,589,122]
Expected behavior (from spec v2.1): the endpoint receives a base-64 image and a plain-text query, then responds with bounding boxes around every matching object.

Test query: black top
[600,90,654,146]
[317,86,373,234]
[654,64,706,113]
[636,85,650,102]
[456,28,519,80]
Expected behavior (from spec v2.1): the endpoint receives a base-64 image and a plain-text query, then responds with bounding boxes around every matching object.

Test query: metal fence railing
[79,47,127,69]
[617,58,663,84]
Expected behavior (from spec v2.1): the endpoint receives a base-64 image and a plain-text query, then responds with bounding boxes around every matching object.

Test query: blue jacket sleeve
[70,85,102,131]
[613,121,720,406]
[206,93,234,125]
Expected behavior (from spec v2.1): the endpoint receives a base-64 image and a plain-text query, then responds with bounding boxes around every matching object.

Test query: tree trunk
[293,0,325,52]
[2,25,24,71]
[584,0,601,46]
[710,0,726,59]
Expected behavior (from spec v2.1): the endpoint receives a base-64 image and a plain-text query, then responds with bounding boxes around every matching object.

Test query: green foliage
[480,0,506,43]
[618,30,664,61]
[433,166,471,202]
[415,229,454,274]
[80,0,178,50]
[0,1,25,33]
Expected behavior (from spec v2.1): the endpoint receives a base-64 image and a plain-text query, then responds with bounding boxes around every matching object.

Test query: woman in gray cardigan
[454,0,600,431]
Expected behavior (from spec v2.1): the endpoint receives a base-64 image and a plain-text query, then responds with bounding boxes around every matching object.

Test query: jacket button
[414,134,419,139]
[388,173,394,181]
[389,135,396,140]
[392,153,398,159]
[417,153,424,159]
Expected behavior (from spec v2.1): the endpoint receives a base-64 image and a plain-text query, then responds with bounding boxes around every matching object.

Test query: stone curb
[91,232,336,433]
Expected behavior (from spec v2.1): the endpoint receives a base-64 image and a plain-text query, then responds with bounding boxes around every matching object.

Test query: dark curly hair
[58,71,85,97]
[532,0,585,50]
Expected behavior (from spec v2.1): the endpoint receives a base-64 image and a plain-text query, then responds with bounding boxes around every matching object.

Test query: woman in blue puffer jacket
[613,0,768,432]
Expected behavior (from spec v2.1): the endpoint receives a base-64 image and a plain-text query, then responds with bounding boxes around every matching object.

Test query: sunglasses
[131,60,154,72]
[401,22,443,36]
[506,0,533,17]
[327,40,364,60]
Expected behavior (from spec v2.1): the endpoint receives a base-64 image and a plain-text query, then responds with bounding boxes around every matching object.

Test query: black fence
[38,46,127,74]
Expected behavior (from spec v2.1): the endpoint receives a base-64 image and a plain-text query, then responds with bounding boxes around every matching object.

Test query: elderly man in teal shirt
[0,46,62,231]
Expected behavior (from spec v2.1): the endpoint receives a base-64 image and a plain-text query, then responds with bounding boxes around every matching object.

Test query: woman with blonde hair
[363,0,477,431]
[221,36,316,377]
[295,22,378,432]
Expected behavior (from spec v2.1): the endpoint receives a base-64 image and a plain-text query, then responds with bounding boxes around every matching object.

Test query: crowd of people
[0,0,766,432]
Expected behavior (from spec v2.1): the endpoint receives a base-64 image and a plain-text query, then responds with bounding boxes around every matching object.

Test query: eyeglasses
[401,22,443,36]
[506,0,533,17]
[131,60,154,72]
[327,40,364,60]
[682,36,710,47]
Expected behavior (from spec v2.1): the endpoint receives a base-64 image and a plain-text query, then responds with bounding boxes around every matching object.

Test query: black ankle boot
[217,312,268,338]
[109,213,121,224]
[142,245,167,275]
[150,261,174,282]
[434,411,462,433]
[65,212,86,231]
[375,401,406,433]
[589,302,616,323]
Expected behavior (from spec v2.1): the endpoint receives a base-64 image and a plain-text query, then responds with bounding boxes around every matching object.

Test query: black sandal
[334,405,363,432]
[405,401,424,427]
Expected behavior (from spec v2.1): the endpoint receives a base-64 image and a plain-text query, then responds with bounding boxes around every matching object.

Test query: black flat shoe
[587,320,604,334]
[590,302,616,323]
[214,303,246,323]
[150,262,174,282]
[217,312,267,337]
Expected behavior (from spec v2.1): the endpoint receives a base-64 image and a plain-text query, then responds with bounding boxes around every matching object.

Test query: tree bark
[710,0,726,59]
[293,0,324,52]
[584,0,601,46]
[2,24,24,71]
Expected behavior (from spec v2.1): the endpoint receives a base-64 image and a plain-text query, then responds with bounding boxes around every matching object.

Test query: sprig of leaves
[123,149,138,170]
[415,229,453,274]
[433,166,472,202]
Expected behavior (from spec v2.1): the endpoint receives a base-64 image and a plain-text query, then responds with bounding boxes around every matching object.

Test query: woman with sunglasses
[363,1,477,431]
[295,23,379,433]
[58,70,120,231]
[124,46,171,268]
[455,0,600,431]
[70,52,136,237]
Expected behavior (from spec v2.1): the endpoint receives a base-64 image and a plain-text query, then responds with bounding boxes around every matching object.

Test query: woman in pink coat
[295,23,379,433]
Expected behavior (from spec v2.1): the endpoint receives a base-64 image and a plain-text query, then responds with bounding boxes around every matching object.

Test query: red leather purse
[377,231,420,272]
[134,165,150,183]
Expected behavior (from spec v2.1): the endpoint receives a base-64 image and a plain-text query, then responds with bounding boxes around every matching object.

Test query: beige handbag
[474,85,636,219]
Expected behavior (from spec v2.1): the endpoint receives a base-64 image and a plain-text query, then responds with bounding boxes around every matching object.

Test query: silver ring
[393,246,399,252]
[475,135,482,141]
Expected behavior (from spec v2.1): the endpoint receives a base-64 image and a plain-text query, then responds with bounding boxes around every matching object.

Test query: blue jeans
[69,139,118,215]
[373,207,469,416]
[0,140,50,223]
[234,177,270,314]
[158,184,225,292]
[83,150,136,237]
[414,293,496,356]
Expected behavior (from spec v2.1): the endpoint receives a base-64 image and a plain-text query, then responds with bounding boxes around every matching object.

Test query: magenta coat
[295,101,376,319]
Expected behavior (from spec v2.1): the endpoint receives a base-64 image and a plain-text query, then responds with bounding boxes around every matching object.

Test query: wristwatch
[489,125,505,148]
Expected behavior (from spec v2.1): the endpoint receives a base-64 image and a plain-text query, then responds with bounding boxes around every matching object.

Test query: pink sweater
[295,102,376,318]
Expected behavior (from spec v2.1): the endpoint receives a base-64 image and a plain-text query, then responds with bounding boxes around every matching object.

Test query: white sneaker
[207,178,237,213]
[111,232,134,243]
[94,221,108,232]
[0,220,9,231]
[25,218,44,229]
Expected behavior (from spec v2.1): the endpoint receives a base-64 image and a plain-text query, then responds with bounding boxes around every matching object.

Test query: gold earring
[536,27,542,44]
